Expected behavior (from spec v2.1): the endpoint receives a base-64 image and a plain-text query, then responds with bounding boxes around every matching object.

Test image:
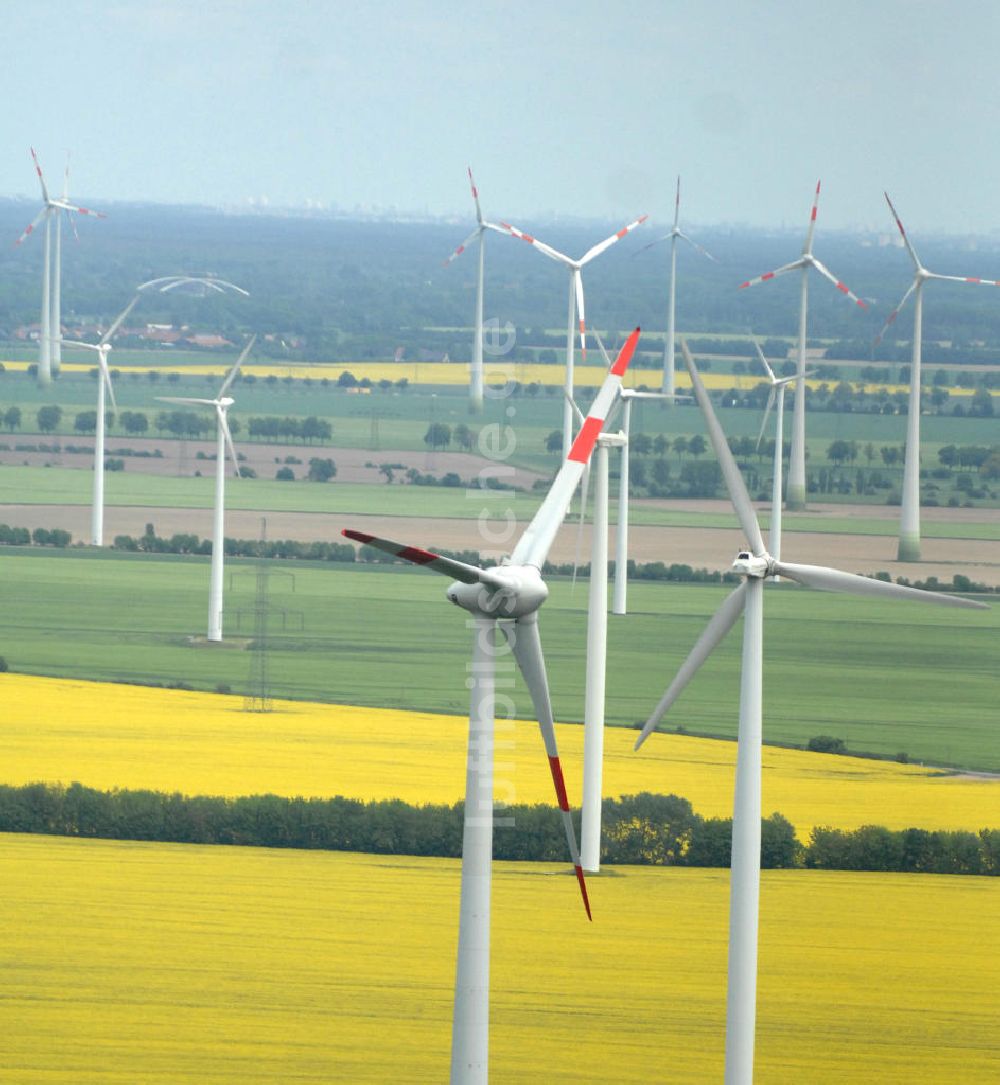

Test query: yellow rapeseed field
[2,833,997,1083]
[0,356,965,396]
[4,675,997,837]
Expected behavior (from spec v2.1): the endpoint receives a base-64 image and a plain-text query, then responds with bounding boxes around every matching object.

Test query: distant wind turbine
[156,335,256,642]
[875,193,1000,562]
[636,340,985,1085]
[51,295,142,545]
[444,168,509,414]
[752,339,814,568]
[739,181,866,510]
[635,176,716,398]
[14,149,106,384]
[502,214,647,456]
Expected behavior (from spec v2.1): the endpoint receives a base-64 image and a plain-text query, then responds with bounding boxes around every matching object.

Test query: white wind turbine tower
[502,213,647,456]
[635,177,716,397]
[14,149,106,384]
[875,193,1000,562]
[635,341,985,1085]
[611,383,689,616]
[444,169,509,413]
[343,328,641,1083]
[752,339,814,568]
[52,294,142,545]
[739,181,866,510]
[157,335,256,642]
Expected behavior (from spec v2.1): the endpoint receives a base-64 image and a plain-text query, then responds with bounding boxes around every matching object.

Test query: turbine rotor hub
[731,551,771,578]
[446,565,548,619]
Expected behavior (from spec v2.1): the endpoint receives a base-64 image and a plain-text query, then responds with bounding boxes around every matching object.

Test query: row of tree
[0,782,995,875]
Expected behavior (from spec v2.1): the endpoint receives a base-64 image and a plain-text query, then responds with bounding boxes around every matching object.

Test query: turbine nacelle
[732,551,770,578]
[446,565,548,619]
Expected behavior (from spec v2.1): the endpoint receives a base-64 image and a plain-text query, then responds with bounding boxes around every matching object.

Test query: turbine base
[896,536,921,562]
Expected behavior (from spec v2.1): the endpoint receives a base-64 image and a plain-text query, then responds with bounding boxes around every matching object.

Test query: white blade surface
[511,328,640,569]
[444,225,482,265]
[218,407,241,478]
[14,207,47,246]
[773,561,988,610]
[634,581,749,749]
[681,341,766,556]
[102,294,141,344]
[500,613,591,918]
[874,280,918,346]
[738,258,806,291]
[501,221,572,267]
[219,334,255,396]
[803,179,821,255]
[156,396,215,406]
[340,529,501,586]
[579,214,648,265]
[884,191,922,270]
[677,230,717,262]
[467,166,484,227]
[810,256,867,308]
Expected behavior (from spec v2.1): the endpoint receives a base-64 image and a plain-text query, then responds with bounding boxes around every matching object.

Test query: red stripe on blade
[836,282,848,293]
[567,416,604,464]
[548,755,570,811]
[575,866,593,921]
[611,327,641,376]
[739,281,750,289]
[398,545,438,565]
[762,272,775,281]
[967,277,981,283]
[342,529,374,544]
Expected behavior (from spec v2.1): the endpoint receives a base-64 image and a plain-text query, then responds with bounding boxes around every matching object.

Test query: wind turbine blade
[803,179,821,255]
[64,207,80,243]
[632,234,671,257]
[753,339,777,383]
[98,351,117,411]
[444,226,482,266]
[680,341,766,556]
[928,272,1000,287]
[574,269,587,358]
[14,208,47,246]
[756,389,776,450]
[673,175,681,231]
[773,561,989,610]
[467,166,484,227]
[102,294,141,344]
[155,396,216,406]
[500,613,591,919]
[219,334,256,396]
[500,221,571,266]
[59,201,107,221]
[511,328,640,569]
[810,257,867,308]
[579,214,648,265]
[873,281,918,346]
[62,152,70,201]
[738,258,806,290]
[677,230,717,262]
[883,192,921,270]
[341,529,498,586]
[218,408,241,478]
[30,148,50,205]
[634,581,749,749]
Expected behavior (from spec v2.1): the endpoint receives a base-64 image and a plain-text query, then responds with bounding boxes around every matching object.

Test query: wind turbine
[343,328,641,1082]
[635,176,716,398]
[611,384,689,616]
[502,214,647,457]
[52,294,142,545]
[444,168,509,414]
[14,149,106,384]
[635,341,985,1085]
[738,181,866,510]
[752,340,814,567]
[876,193,1000,561]
[156,335,256,642]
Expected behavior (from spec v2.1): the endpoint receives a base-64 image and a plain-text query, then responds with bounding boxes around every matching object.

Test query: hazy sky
[3,1,999,234]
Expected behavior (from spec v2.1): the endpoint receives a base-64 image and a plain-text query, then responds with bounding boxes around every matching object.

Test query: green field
[0,466,997,545]
[0,549,995,769]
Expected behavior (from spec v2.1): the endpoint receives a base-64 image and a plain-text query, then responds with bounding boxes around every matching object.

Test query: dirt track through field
[8,501,999,587]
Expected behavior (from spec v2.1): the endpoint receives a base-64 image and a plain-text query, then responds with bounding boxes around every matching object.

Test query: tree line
[0,781,995,875]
